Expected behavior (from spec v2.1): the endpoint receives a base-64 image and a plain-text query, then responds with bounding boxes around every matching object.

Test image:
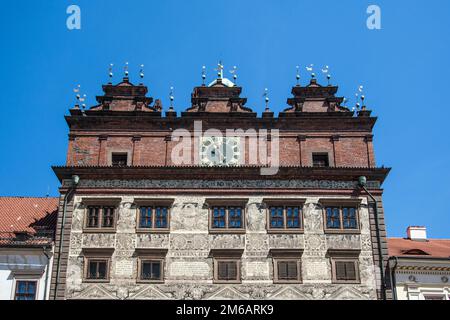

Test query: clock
[200,137,240,166]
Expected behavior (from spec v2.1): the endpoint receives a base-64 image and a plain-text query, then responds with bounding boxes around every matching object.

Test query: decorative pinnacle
[306,64,314,79]
[296,66,300,85]
[124,62,129,77]
[169,86,174,110]
[202,66,206,85]
[108,64,114,81]
[229,66,238,82]
[215,61,224,79]
[139,64,145,80]
[263,88,270,111]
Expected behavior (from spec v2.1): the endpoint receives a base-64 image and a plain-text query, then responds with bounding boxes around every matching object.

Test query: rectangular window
[325,206,359,231]
[210,206,244,231]
[331,258,359,283]
[312,153,329,167]
[276,260,300,282]
[85,206,116,230]
[215,260,240,283]
[138,206,169,230]
[85,259,109,281]
[111,153,128,167]
[14,281,37,300]
[139,260,163,282]
[268,206,303,231]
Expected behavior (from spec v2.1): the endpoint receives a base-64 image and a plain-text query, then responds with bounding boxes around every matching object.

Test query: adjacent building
[49,68,391,300]
[388,226,450,300]
[0,197,57,300]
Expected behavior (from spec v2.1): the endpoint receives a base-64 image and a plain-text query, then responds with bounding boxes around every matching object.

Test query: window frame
[13,280,38,300]
[111,152,129,167]
[83,257,111,283]
[264,200,305,233]
[134,199,174,233]
[82,198,121,233]
[320,199,361,234]
[328,250,361,284]
[312,152,330,168]
[137,257,165,284]
[273,259,302,284]
[207,199,247,234]
[213,258,241,284]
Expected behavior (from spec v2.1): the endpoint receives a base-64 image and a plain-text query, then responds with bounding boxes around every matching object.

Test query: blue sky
[0,0,449,238]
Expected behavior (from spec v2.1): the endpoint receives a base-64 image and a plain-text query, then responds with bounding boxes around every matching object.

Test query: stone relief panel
[136,233,169,248]
[243,259,271,281]
[82,233,116,248]
[170,234,209,250]
[113,258,135,279]
[167,258,212,280]
[71,200,85,232]
[170,199,208,232]
[246,201,266,232]
[326,234,361,250]
[304,234,326,257]
[303,201,323,233]
[116,234,136,251]
[245,233,269,253]
[268,234,304,249]
[68,233,83,256]
[302,257,330,282]
[210,234,245,250]
[116,200,136,232]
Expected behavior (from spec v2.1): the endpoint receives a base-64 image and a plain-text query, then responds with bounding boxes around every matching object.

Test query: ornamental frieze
[62,178,380,189]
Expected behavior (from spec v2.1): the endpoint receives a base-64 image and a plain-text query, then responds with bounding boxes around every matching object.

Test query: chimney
[407,226,427,241]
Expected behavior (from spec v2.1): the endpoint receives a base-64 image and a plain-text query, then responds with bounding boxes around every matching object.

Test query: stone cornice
[53,165,390,186]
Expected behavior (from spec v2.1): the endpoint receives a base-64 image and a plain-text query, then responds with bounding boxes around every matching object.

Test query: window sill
[332,280,361,284]
[267,229,304,234]
[82,279,110,283]
[209,229,246,234]
[213,280,242,284]
[136,229,170,234]
[324,229,361,235]
[273,280,303,284]
[136,279,165,284]
[82,228,116,234]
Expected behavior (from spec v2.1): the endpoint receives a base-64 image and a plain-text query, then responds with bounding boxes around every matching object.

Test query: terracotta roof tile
[388,238,450,259]
[0,197,58,236]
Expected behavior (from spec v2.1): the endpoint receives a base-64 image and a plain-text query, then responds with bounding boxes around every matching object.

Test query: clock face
[200,137,240,166]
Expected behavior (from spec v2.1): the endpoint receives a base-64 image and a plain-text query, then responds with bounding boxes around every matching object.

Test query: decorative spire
[229,66,238,84]
[108,64,114,83]
[201,66,206,85]
[321,65,330,85]
[139,64,145,82]
[306,64,315,79]
[73,84,81,109]
[124,62,129,78]
[169,86,174,111]
[296,65,300,85]
[215,61,224,79]
[263,88,270,112]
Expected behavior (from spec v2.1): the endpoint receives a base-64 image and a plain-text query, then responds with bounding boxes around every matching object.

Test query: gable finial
[296,66,300,85]
[124,62,129,78]
[229,66,237,85]
[73,84,81,109]
[202,66,206,85]
[321,65,330,85]
[169,86,174,111]
[306,64,315,79]
[263,88,270,111]
[139,64,145,82]
[215,61,224,79]
[108,64,114,83]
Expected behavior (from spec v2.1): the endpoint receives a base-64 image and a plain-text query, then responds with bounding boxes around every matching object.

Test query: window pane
[155,207,168,228]
[15,281,37,300]
[141,261,162,280]
[88,261,97,279]
[87,207,99,228]
[335,261,357,281]
[218,261,238,281]
[102,207,115,228]
[97,261,107,279]
[342,207,357,229]
[228,207,243,228]
[88,260,107,280]
[278,261,298,280]
[139,207,152,228]
[286,207,301,228]
[270,207,284,228]
[212,207,226,228]
[326,207,340,229]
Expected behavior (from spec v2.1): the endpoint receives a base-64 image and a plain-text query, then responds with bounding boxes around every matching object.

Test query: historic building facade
[49,68,391,300]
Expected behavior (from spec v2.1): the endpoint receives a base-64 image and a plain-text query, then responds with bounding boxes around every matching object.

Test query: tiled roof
[388,238,450,259]
[0,197,58,242]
